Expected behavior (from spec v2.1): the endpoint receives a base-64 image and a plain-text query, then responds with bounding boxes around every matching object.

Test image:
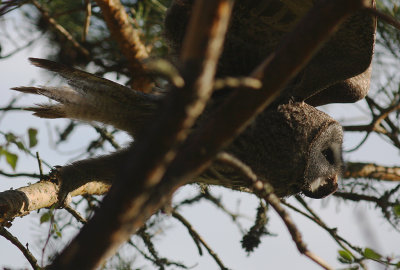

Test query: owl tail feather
[11,59,160,136]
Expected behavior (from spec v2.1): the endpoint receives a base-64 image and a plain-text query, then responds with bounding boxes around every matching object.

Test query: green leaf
[338,250,354,263]
[40,212,51,224]
[4,150,18,170]
[4,132,26,151]
[363,248,382,260]
[5,132,16,143]
[16,141,25,151]
[394,205,400,217]
[55,230,62,238]
[28,128,38,148]
[53,223,62,238]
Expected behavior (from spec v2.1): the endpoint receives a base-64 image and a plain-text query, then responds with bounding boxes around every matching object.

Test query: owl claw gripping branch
[12,0,376,199]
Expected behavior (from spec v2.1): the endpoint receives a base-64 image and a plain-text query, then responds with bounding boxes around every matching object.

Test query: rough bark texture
[48,1,234,269]
[0,181,110,224]
[94,0,153,92]
[344,162,400,181]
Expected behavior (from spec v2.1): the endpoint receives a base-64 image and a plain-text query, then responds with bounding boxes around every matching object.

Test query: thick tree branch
[48,1,234,269]
[344,162,400,182]
[159,0,370,189]
[0,180,110,223]
[4,159,397,223]
[47,1,370,269]
[94,0,153,92]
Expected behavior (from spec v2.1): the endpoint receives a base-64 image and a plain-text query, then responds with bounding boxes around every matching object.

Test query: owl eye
[322,147,335,165]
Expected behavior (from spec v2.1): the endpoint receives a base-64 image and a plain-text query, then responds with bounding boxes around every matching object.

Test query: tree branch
[94,0,153,92]
[48,1,234,269]
[31,0,90,58]
[365,6,400,30]
[0,226,41,269]
[0,170,40,178]
[172,209,229,270]
[47,1,369,269]
[216,151,333,269]
[344,162,400,182]
[0,180,110,223]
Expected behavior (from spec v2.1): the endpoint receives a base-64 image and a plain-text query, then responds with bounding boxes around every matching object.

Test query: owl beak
[301,174,338,199]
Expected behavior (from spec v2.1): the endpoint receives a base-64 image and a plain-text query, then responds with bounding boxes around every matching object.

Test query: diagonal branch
[365,6,400,30]
[48,1,234,269]
[94,0,153,92]
[343,98,400,134]
[31,0,90,57]
[0,226,41,269]
[47,1,370,269]
[215,151,333,269]
[172,209,229,270]
[159,0,370,190]
[344,162,400,182]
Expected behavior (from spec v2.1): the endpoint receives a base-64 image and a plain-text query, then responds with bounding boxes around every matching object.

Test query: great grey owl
[11,0,376,199]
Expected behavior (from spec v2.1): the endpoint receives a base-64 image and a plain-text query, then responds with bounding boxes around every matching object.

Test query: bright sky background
[0,9,400,270]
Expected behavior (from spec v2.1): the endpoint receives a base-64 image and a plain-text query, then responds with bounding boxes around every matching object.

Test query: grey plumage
[11,0,376,199]
[13,58,159,137]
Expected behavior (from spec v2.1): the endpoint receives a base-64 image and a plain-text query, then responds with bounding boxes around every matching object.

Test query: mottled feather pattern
[12,59,159,136]
[29,58,153,107]
[11,0,376,199]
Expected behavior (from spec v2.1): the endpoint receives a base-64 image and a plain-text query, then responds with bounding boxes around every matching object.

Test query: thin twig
[334,191,398,207]
[92,125,121,150]
[260,187,333,270]
[365,7,400,30]
[344,96,400,149]
[65,206,87,224]
[0,38,40,59]
[128,238,189,269]
[171,210,229,270]
[216,152,333,270]
[137,226,188,269]
[42,208,56,267]
[82,0,92,42]
[36,152,44,179]
[0,226,41,270]
[282,200,353,253]
[202,189,241,222]
[31,0,90,57]
[344,132,370,152]
[0,107,25,111]
[0,170,40,178]
[173,188,245,233]
[294,196,363,253]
